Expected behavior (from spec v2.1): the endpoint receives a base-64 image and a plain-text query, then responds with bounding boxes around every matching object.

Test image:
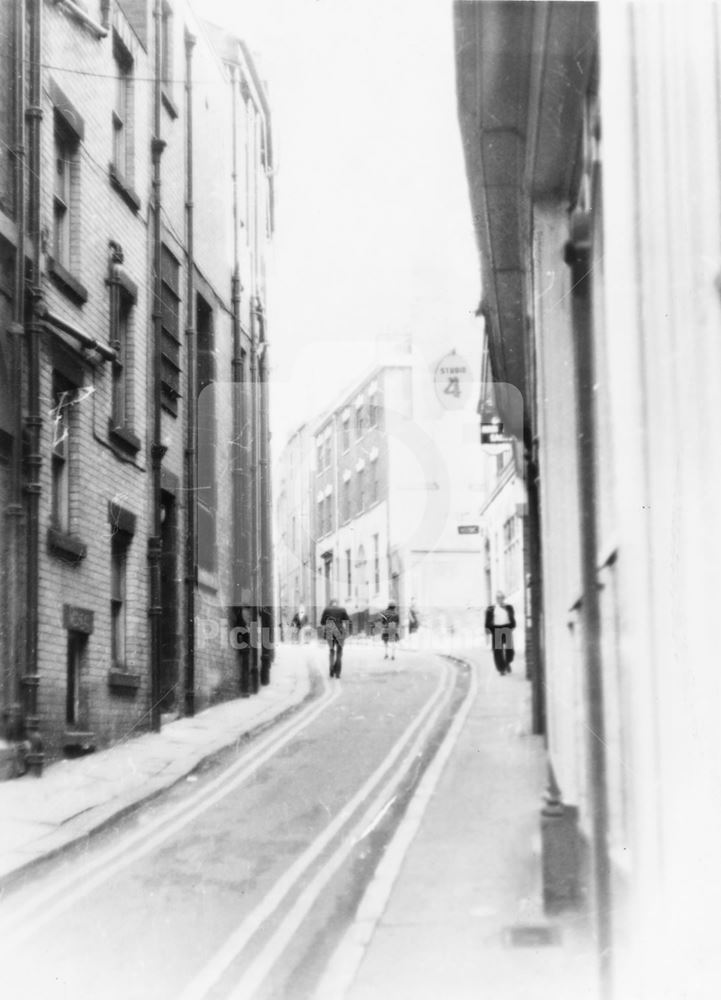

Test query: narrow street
[0,648,471,1000]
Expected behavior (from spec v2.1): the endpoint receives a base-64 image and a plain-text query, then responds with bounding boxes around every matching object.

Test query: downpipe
[23,0,43,775]
[183,29,197,716]
[149,0,167,732]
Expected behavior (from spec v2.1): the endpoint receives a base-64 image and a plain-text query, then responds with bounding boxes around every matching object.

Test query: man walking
[320,598,351,678]
[485,590,516,675]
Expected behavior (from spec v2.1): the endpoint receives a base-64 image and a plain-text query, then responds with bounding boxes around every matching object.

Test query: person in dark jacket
[320,599,351,678]
[380,601,400,660]
[484,590,516,675]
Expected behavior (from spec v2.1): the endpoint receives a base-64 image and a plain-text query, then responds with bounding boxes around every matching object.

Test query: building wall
[456,1,721,994]
[0,0,274,765]
[598,3,721,994]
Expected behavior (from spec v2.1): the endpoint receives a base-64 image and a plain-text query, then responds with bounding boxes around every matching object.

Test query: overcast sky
[197,0,481,445]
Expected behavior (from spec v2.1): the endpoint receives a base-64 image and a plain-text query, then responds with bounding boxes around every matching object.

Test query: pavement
[0,643,313,888]
[0,639,599,999]
[322,645,600,1000]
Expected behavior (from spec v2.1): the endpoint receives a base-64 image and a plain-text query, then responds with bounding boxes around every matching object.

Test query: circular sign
[434,351,473,410]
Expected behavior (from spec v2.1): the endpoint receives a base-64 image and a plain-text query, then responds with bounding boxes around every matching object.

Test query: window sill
[162,89,179,119]
[47,258,88,305]
[108,164,141,213]
[63,731,96,754]
[108,669,141,692]
[48,527,87,562]
[108,421,141,455]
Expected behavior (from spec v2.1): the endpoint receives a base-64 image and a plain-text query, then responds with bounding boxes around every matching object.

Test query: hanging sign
[434,351,472,410]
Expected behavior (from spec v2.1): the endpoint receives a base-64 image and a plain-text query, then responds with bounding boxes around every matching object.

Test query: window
[197,296,216,571]
[346,548,352,598]
[112,34,133,181]
[373,533,380,593]
[368,393,378,427]
[342,417,350,452]
[343,476,351,522]
[161,2,174,92]
[66,632,86,726]
[357,467,365,513]
[355,405,364,438]
[112,289,133,429]
[51,375,74,534]
[371,456,379,503]
[316,437,324,471]
[160,244,181,414]
[111,536,128,670]
[53,120,77,270]
[317,498,324,536]
[324,433,332,470]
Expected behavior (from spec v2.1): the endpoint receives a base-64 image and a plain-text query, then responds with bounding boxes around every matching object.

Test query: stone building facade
[455,2,721,996]
[0,0,274,774]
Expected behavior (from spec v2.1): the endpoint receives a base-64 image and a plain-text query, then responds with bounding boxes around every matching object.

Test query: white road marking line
[357,796,397,841]
[224,674,458,1000]
[176,660,454,1000]
[0,670,338,948]
[313,659,479,1000]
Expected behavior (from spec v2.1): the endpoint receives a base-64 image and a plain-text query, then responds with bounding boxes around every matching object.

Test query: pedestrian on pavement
[485,590,516,675]
[320,598,351,678]
[380,601,400,660]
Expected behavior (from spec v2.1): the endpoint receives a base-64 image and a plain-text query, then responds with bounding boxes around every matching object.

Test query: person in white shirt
[484,590,516,675]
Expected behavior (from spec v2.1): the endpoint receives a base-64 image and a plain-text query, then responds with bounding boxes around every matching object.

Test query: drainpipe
[525,436,545,736]
[564,210,612,998]
[249,297,259,693]
[149,0,167,733]
[5,0,27,752]
[23,0,43,775]
[183,29,196,716]
[230,66,250,697]
[256,300,273,684]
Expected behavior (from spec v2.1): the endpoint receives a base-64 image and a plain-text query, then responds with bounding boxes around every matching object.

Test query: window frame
[111,535,128,671]
[53,120,75,270]
[51,375,75,534]
[160,243,182,415]
[112,33,133,183]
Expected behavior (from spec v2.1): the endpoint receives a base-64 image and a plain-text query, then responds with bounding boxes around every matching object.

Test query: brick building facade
[0,0,274,775]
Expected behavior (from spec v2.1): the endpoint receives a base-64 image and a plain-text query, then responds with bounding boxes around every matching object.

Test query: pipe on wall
[564,210,612,999]
[149,0,167,733]
[24,0,43,774]
[230,65,250,697]
[256,300,273,684]
[183,29,197,717]
[6,0,27,751]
